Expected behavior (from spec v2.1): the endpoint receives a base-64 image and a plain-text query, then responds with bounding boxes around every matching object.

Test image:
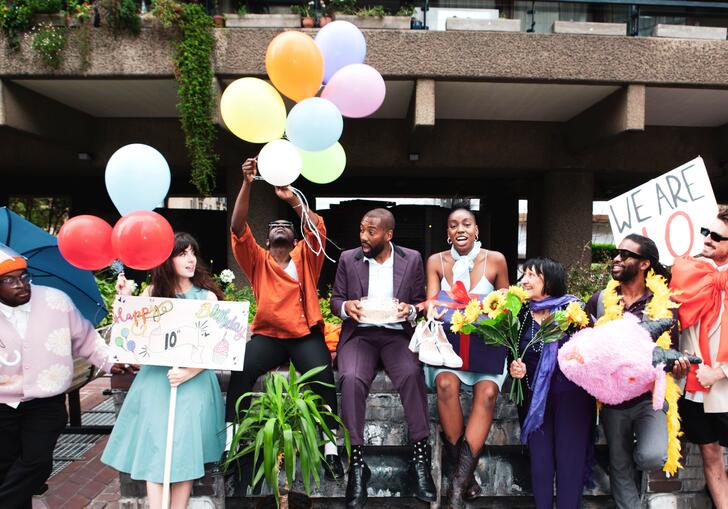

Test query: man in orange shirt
[226,158,343,480]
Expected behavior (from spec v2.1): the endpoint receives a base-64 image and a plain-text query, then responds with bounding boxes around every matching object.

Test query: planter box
[553,20,626,36]
[225,13,301,28]
[446,17,520,32]
[333,14,411,30]
[652,24,727,40]
[32,12,67,26]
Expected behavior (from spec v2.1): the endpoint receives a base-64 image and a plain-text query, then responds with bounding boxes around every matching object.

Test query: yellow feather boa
[596,271,683,476]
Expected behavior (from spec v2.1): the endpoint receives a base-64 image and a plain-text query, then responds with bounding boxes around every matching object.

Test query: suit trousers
[0,394,67,509]
[601,399,668,509]
[337,327,430,446]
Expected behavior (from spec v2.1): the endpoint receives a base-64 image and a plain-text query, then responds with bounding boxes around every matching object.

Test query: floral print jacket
[0,285,113,403]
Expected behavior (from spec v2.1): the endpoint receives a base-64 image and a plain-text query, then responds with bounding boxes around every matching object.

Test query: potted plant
[31,0,66,26]
[226,362,350,509]
[225,2,300,28]
[290,2,313,27]
[334,2,412,29]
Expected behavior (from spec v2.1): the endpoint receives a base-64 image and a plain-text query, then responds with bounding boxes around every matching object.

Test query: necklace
[518,312,541,390]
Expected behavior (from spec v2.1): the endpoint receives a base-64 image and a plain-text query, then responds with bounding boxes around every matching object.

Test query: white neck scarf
[450,241,481,292]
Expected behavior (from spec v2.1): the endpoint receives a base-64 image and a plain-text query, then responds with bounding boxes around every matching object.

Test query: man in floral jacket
[0,243,127,509]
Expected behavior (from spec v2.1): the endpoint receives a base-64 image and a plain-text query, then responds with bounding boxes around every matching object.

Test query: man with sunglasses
[672,210,728,509]
[585,234,689,509]
[226,158,343,480]
[0,243,130,509]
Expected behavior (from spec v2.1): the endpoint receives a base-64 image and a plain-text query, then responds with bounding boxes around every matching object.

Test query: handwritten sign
[110,295,249,370]
[607,157,718,265]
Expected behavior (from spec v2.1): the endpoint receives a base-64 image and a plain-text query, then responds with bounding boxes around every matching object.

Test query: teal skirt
[424,361,508,391]
[102,365,226,483]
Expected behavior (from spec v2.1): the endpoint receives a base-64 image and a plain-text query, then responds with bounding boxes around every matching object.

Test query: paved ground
[32,376,121,509]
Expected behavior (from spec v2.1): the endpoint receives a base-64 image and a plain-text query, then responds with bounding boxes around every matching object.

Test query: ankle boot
[442,434,480,501]
[409,438,437,502]
[447,440,480,509]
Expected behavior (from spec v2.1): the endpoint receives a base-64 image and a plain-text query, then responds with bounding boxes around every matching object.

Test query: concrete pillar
[527,171,593,267]
[481,189,519,283]
[225,166,281,286]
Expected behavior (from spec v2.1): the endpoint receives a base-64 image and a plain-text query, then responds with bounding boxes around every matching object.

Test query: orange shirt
[231,220,326,339]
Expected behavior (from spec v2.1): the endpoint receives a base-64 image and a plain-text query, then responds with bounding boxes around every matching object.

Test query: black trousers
[226,328,338,430]
[0,395,67,509]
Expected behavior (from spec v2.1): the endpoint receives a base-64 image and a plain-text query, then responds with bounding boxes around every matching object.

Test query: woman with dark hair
[102,232,226,509]
[424,204,509,509]
[509,257,594,509]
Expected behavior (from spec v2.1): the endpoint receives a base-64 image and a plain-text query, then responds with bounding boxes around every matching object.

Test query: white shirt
[0,299,30,409]
[284,260,299,282]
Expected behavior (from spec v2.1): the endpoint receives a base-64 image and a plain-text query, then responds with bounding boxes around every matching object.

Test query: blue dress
[101,286,226,483]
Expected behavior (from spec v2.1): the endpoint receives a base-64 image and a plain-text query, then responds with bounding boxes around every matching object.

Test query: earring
[475,235,479,241]
[447,238,452,245]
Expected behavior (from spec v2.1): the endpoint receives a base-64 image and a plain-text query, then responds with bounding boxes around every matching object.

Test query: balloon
[257,140,302,187]
[299,143,347,184]
[57,215,115,270]
[105,144,171,217]
[111,211,174,270]
[265,32,324,102]
[315,21,367,84]
[220,78,287,143]
[286,98,343,152]
[321,64,386,118]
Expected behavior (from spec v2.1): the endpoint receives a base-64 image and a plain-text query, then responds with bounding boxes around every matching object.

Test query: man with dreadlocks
[585,234,689,509]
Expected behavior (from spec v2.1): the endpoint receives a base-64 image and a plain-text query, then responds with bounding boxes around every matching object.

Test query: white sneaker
[409,321,428,353]
[433,321,463,369]
[418,321,445,366]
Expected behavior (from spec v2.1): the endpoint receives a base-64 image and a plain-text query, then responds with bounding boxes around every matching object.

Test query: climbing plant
[0,0,34,50]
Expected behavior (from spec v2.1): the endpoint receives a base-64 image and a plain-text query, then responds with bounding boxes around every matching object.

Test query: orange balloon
[265,31,324,103]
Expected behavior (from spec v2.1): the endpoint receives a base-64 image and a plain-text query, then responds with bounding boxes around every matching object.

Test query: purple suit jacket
[331,245,426,348]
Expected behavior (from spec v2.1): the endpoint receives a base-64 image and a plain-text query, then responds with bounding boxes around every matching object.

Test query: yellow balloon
[220,78,286,143]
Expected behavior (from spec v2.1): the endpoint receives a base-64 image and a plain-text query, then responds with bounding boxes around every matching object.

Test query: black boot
[409,438,437,502]
[442,434,481,501]
[345,446,370,509]
[447,440,480,509]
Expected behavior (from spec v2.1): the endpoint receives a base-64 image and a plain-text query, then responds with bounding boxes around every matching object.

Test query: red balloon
[58,215,115,270]
[111,211,174,270]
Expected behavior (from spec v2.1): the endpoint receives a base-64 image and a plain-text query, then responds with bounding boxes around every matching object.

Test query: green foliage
[28,0,61,13]
[31,24,68,68]
[356,4,387,16]
[175,3,218,195]
[226,363,350,507]
[567,244,612,302]
[328,0,355,14]
[94,269,148,327]
[395,3,414,16]
[101,0,141,35]
[236,4,247,15]
[0,0,34,51]
[151,0,181,28]
[592,242,616,263]
[319,289,341,324]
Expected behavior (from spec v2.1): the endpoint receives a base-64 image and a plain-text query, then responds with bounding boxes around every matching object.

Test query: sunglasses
[0,271,32,287]
[609,248,644,261]
[268,221,294,231]
[701,227,728,243]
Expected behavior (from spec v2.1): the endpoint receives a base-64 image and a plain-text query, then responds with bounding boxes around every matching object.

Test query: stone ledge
[446,18,521,32]
[333,15,411,30]
[553,21,626,36]
[224,13,301,28]
[653,24,727,40]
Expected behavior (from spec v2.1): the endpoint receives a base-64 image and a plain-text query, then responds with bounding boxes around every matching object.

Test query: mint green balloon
[299,143,347,184]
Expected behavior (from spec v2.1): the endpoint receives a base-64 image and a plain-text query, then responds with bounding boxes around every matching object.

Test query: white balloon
[257,140,302,187]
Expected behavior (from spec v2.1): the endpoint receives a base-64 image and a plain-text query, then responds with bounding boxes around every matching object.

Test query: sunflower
[464,299,482,323]
[450,310,465,333]
[482,292,506,319]
[508,285,529,304]
[565,301,589,328]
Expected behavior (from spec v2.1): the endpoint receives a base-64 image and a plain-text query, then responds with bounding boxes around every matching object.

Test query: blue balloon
[315,21,367,84]
[285,98,344,152]
[105,144,171,217]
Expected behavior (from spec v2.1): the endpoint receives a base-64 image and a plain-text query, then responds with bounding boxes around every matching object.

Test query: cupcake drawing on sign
[212,335,229,365]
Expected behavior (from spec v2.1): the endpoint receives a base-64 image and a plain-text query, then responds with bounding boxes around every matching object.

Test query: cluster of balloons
[220,21,385,186]
[58,144,175,271]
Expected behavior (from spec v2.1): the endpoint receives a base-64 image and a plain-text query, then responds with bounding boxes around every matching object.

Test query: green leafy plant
[29,0,61,13]
[567,243,613,302]
[319,289,341,325]
[175,2,218,195]
[94,268,148,327]
[395,3,414,16]
[327,0,355,14]
[213,269,257,323]
[236,4,247,15]
[356,4,387,16]
[67,0,93,70]
[31,23,68,68]
[226,363,350,507]
[101,0,141,35]
[1,0,34,51]
[151,0,181,28]
[591,242,616,263]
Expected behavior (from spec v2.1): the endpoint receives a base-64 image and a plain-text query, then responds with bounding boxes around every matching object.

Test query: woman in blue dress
[424,204,509,509]
[509,257,594,509]
[102,232,226,509]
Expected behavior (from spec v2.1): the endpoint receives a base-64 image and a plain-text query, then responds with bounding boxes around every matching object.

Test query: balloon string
[288,185,337,264]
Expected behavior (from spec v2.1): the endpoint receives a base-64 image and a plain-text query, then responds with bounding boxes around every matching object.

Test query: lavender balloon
[321,64,386,118]
[314,21,367,84]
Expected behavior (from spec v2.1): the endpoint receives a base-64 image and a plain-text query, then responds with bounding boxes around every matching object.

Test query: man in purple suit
[332,208,435,508]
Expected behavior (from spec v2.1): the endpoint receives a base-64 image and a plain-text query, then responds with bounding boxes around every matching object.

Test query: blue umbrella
[0,207,108,325]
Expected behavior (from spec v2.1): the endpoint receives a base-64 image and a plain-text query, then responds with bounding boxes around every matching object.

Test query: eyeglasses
[268,221,294,231]
[609,248,644,261]
[0,272,32,287]
[701,227,728,243]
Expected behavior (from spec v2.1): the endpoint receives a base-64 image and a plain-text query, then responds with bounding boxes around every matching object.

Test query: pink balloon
[320,64,385,118]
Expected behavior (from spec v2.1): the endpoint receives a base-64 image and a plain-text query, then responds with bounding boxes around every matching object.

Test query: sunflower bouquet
[450,286,588,405]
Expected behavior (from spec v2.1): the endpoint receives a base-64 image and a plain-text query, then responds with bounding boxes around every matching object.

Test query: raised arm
[273,185,321,228]
[230,158,257,237]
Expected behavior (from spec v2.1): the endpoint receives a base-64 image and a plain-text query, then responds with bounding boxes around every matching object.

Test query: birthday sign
[607,157,719,265]
[110,295,249,370]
